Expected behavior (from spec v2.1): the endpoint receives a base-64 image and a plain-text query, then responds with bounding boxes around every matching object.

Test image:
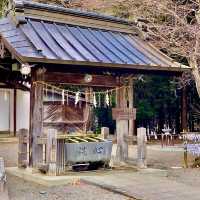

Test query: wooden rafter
[0,37,5,59]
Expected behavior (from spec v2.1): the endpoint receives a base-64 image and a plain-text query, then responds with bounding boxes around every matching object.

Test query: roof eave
[21,56,191,73]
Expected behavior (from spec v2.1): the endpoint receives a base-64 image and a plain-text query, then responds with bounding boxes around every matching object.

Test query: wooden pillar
[18,129,28,168]
[13,89,17,137]
[84,87,94,132]
[181,87,187,132]
[30,68,45,167]
[116,77,129,162]
[137,127,147,168]
[47,129,57,176]
[128,77,135,136]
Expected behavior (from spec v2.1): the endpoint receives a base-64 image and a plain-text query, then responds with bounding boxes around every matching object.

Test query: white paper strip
[62,90,65,105]
[93,93,97,108]
[75,91,80,105]
[66,91,69,105]
[106,91,109,106]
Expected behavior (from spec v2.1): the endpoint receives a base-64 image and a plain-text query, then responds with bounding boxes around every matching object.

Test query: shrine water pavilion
[0,0,190,173]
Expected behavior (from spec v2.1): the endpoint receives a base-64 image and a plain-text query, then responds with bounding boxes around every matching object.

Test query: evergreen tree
[135,75,181,131]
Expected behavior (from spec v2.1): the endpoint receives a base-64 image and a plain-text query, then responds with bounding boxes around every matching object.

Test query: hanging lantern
[84,74,93,83]
[20,64,31,76]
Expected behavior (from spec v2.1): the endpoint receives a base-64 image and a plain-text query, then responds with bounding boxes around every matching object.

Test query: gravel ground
[2,141,198,200]
[7,174,130,200]
[0,142,18,167]
[112,144,194,169]
[167,168,200,187]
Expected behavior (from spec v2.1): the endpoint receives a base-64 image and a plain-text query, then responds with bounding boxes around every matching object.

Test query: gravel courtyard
[1,140,199,200]
[7,174,130,200]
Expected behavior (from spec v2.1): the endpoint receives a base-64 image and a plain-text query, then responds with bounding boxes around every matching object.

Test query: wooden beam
[23,56,190,73]
[44,72,118,87]
[18,129,28,168]
[0,81,30,91]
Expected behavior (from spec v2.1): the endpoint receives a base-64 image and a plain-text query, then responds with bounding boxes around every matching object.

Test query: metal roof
[0,1,190,72]
[13,0,131,25]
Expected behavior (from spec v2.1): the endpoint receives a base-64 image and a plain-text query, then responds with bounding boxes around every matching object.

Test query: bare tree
[32,0,91,9]
[143,1,199,86]
[109,0,200,95]
[0,0,9,17]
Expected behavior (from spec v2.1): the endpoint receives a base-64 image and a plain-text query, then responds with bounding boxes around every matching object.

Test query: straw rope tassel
[33,81,130,107]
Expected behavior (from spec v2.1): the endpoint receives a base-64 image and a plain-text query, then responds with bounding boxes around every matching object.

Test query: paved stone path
[82,170,200,200]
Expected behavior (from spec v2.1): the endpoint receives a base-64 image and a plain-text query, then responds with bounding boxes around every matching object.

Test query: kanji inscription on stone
[112,108,136,120]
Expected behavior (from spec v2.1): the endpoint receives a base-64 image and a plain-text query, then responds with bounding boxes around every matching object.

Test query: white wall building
[0,88,30,135]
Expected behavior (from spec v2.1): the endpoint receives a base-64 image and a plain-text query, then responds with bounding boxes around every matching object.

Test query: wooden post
[30,68,45,168]
[47,129,57,176]
[137,127,147,168]
[115,77,129,162]
[181,87,187,132]
[18,129,28,168]
[56,138,66,175]
[101,127,109,139]
[128,77,135,136]
[13,89,17,137]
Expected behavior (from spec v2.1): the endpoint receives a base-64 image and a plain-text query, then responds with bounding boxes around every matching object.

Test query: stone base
[137,159,147,169]
[6,167,121,187]
[6,167,80,186]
